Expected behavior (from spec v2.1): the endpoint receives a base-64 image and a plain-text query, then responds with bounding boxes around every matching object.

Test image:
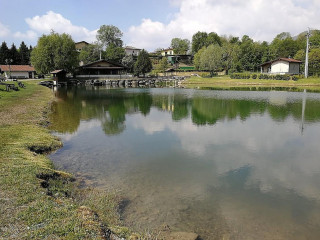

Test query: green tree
[134,49,152,77]
[96,25,123,48]
[239,35,256,71]
[0,42,10,64]
[193,46,206,70]
[222,41,240,74]
[104,43,125,63]
[200,44,223,76]
[309,48,320,76]
[270,32,299,58]
[310,30,320,49]
[206,32,222,46]
[170,38,190,54]
[31,32,78,74]
[79,43,100,65]
[158,57,169,75]
[9,43,19,64]
[19,41,30,65]
[192,31,208,54]
[122,54,135,73]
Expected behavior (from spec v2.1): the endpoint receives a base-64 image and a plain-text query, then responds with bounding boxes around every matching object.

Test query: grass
[0,81,135,239]
[183,76,320,91]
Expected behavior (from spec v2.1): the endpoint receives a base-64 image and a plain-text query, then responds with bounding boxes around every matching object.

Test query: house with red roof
[260,58,302,75]
[0,65,36,79]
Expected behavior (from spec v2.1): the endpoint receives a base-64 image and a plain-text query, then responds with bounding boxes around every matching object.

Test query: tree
[192,31,208,54]
[0,42,10,64]
[19,41,30,65]
[193,46,206,70]
[9,43,19,64]
[206,32,222,46]
[31,32,78,74]
[134,49,152,77]
[122,54,135,73]
[170,38,190,54]
[96,25,123,48]
[309,48,320,76]
[104,43,125,63]
[158,57,169,75]
[222,42,240,74]
[270,32,299,58]
[200,44,224,76]
[239,35,256,71]
[79,43,100,65]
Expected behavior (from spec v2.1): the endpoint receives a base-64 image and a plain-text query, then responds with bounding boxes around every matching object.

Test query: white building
[261,58,302,75]
[124,46,142,56]
[0,65,36,79]
[161,48,175,56]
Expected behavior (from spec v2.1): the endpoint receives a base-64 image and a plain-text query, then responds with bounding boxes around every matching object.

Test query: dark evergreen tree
[19,41,30,65]
[0,42,10,64]
[9,43,19,64]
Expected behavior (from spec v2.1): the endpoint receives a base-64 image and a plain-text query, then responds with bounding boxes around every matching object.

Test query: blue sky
[1,0,320,51]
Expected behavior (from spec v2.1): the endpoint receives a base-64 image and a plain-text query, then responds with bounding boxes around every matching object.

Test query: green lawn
[183,76,320,91]
[0,81,132,239]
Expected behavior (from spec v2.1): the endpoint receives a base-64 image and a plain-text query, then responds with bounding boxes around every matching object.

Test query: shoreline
[182,76,320,91]
[0,80,134,239]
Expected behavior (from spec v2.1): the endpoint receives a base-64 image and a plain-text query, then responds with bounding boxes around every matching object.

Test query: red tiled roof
[0,65,35,72]
[261,58,302,66]
[278,58,302,63]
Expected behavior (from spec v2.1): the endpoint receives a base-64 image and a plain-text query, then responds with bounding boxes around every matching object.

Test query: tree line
[0,41,32,65]
[190,30,320,76]
[3,25,320,77]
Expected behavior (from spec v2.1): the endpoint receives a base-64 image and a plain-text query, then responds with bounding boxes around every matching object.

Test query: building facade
[124,46,141,56]
[0,65,36,79]
[261,58,302,75]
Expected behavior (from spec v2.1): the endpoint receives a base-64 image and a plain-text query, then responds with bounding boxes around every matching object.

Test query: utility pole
[305,28,311,78]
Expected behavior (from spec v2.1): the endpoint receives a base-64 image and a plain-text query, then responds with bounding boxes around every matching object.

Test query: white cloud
[126,0,320,51]
[0,21,10,37]
[14,30,37,40]
[24,11,97,43]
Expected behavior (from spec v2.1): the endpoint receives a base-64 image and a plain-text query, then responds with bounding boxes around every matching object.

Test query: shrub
[292,75,299,81]
[252,74,257,79]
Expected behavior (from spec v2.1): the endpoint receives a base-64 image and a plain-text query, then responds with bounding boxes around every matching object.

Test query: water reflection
[49,86,320,239]
[49,86,320,135]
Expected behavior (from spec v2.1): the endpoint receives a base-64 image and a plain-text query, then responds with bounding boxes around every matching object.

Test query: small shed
[261,58,302,75]
[51,69,67,82]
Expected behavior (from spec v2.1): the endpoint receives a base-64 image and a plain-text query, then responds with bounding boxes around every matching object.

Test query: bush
[252,74,257,79]
[199,72,211,78]
[292,75,299,81]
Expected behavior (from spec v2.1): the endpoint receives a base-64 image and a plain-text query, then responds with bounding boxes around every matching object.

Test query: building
[0,65,36,79]
[260,58,302,75]
[76,59,127,78]
[161,48,175,56]
[124,46,141,56]
[75,41,89,52]
[51,69,67,82]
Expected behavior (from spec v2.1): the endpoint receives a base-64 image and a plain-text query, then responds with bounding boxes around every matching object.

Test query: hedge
[230,73,300,81]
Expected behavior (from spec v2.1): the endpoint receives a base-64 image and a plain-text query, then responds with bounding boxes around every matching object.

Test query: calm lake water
[49,86,320,239]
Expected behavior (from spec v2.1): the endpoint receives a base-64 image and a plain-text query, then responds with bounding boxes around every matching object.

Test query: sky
[1,0,320,51]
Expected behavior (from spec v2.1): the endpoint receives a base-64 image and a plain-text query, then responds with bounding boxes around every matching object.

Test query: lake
[49,86,320,239]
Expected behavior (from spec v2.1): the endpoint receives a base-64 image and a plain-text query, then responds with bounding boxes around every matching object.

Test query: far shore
[182,76,320,91]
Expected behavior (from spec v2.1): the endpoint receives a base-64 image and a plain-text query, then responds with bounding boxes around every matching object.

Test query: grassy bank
[183,76,320,91]
[0,81,132,239]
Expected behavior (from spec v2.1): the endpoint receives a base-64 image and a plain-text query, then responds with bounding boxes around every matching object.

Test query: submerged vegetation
[0,81,133,239]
